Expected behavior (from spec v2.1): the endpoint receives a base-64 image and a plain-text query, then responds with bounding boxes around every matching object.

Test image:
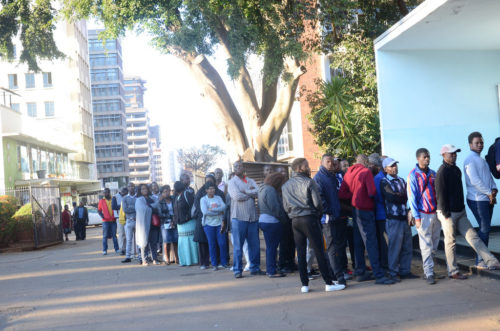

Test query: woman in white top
[200,182,228,270]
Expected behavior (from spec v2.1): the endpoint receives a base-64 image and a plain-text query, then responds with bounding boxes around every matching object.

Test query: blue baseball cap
[382,157,398,168]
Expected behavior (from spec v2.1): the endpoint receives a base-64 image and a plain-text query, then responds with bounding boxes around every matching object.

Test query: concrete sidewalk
[1,227,500,331]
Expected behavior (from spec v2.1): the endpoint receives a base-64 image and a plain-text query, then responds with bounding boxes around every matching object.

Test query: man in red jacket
[98,188,119,255]
[339,154,394,285]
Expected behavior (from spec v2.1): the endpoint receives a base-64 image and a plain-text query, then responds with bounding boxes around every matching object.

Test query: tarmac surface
[1,227,500,331]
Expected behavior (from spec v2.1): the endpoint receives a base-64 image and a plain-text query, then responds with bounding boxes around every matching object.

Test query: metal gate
[30,186,62,247]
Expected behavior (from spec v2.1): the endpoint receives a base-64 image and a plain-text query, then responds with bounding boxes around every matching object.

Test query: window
[90,68,120,82]
[43,72,53,87]
[27,103,37,117]
[91,83,120,97]
[88,39,117,52]
[8,74,18,89]
[94,114,122,127]
[11,103,20,112]
[25,73,35,88]
[93,99,123,112]
[44,102,55,117]
[89,54,118,67]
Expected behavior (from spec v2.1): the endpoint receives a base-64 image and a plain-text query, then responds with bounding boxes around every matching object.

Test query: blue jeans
[204,225,228,266]
[231,219,260,274]
[259,222,283,275]
[352,208,384,279]
[102,221,119,252]
[386,219,413,277]
[467,199,494,264]
[125,219,136,258]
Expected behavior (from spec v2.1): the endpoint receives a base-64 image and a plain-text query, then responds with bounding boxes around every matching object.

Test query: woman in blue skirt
[172,181,198,266]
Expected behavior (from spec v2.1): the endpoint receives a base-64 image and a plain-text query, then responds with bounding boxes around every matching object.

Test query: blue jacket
[313,166,341,221]
[374,171,387,221]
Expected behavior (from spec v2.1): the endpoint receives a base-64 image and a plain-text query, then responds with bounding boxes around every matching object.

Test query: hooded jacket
[338,163,376,211]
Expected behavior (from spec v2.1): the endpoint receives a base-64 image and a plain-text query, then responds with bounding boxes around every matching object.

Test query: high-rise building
[149,125,163,184]
[0,21,99,200]
[88,30,129,189]
[124,76,153,184]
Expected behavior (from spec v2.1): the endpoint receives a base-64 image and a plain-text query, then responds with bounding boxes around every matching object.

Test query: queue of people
[91,131,499,293]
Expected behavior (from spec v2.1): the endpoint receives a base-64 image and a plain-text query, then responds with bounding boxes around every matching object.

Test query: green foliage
[0,195,18,245]
[12,203,33,231]
[0,0,64,71]
[0,195,17,220]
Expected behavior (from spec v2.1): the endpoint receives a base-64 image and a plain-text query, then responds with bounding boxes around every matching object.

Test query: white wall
[376,50,500,226]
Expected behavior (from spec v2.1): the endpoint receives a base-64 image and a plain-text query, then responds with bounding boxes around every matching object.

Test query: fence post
[30,186,39,248]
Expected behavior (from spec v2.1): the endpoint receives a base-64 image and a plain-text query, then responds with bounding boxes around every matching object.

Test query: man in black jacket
[435,144,500,279]
[73,201,89,240]
[282,158,345,293]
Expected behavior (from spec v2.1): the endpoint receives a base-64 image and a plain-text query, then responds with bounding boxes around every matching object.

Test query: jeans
[117,221,126,252]
[438,209,499,275]
[204,225,228,267]
[386,219,413,277]
[467,199,494,264]
[125,219,136,258]
[416,213,441,277]
[352,208,384,279]
[102,221,119,252]
[322,219,347,281]
[149,226,160,261]
[259,222,283,275]
[375,220,389,270]
[231,219,260,274]
[292,215,332,286]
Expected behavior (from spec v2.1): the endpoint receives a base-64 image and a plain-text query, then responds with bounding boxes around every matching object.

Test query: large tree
[1,0,321,161]
[177,144,225,174]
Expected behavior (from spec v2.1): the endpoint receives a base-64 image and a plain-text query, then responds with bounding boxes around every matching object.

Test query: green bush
[13,203,33,232]
[0,196,18,245]
[0,195,17,220]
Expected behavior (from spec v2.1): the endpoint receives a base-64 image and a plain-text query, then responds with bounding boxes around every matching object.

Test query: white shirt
[464,151,497,201]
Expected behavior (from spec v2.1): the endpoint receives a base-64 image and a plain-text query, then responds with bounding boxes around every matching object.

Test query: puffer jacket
[282,172,323,219]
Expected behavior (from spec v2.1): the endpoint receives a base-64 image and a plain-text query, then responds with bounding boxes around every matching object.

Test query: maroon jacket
[339,164,377,211]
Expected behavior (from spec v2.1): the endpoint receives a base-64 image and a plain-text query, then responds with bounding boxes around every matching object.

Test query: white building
[0,21,99,199]
[374,0,500,225]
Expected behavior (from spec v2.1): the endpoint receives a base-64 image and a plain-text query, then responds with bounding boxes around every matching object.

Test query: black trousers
[322,219,347,281]
[75,219,86,240]
[199,242,210,267]
[279,219,296,269]
[375,220,389,270]
[292,215,332,286]
[346,223,355,270]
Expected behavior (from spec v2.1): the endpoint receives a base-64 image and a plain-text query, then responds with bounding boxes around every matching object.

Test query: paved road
[1,227,500,331]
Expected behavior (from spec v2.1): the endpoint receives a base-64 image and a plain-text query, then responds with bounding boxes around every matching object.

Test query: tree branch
[260,54,279,124]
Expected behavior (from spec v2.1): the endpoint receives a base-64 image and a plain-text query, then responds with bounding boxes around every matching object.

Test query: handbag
[407,172,431,226]
[152,214,161,227]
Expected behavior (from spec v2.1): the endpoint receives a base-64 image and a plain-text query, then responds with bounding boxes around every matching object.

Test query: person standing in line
[181,172,195,195]
[121,183,137,263]
[228,160,264,278]
[97,188,119,255]
[113,187,128,255]
[282,158,345,293]
[371,154,389,271]
[173,180,199,266]
[463,132,498,268]
[215,168,227,193]
[313,154,346,285]
[380,158,416,282]
[154,185,178,264]
[72,201,88,241]
[340,159,349,175]
[201,182,228,270]
[339,155,395,285]
[151,182,161,201]
[436,144,500,279]
[135,184,154,265]
[258,172,287,278]
[276,166,297,273]
[408,148,441,285]
[62,205,72,241]
[336,159,355,278]
[263,165,275,179]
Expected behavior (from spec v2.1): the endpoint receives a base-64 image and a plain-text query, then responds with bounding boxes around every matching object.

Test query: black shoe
[336,278,347,286]
[234,273,243,279]
[268,273,286,278]
[280,267,292,274]
[309,269,320,276]
[399,273,419,279]
[120,251,125,256]
[388,275,401,283]
[356,273,374,282]
[121,258,132,263]
[375,276,395,285]
[425,275,436,285]
[250,270,266,276]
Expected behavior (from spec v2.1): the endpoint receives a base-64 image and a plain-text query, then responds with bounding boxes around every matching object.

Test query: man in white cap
[435,144,500,279]
[380,157,416,282]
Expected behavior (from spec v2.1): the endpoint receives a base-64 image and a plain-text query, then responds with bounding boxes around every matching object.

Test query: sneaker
[425,275,436,285]
[212,266,218,271]
[475,261,488,269]
[121,258,132,263]
[142,261,149,266]
[487,262,500,270]
[234,273,243,279]
[336,278,347,286]
[153,260,159,265]
[301,286,309,293]
[375,276,395,285]
[356,273,374,282]
[230,266,234,271]
[244,265,250,272]
[308,272,317,280]
[250,270,266,276]
[102,251,107,255]
[399,273,419,279]
[388,275,401,283]
[325,283,345,292]
[343,272,352,280]
[120,251,125,256]
[200,265,207,270]
[309,269,320,276]
[449,272,467,280]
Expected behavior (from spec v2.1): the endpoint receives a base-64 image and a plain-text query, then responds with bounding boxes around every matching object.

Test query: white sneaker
[244,264,250,272]
[301,286,309,293]
[325,283,345,292]
[476,261,488,269]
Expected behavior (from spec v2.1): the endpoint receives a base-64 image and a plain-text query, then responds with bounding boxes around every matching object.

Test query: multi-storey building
[124,76,153,184]
[149,125,163,184]
[88,30,129,189]
[0,21,99,201]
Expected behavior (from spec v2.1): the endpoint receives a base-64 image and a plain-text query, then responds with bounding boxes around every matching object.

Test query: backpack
[485,138,500,179]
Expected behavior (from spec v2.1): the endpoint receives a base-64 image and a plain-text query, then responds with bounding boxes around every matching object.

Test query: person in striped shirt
[407,148,441,285]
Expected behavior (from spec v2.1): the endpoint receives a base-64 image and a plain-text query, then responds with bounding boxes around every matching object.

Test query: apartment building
[0,21,99,198]
[149,125,163,184]
[88,30,129,189]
